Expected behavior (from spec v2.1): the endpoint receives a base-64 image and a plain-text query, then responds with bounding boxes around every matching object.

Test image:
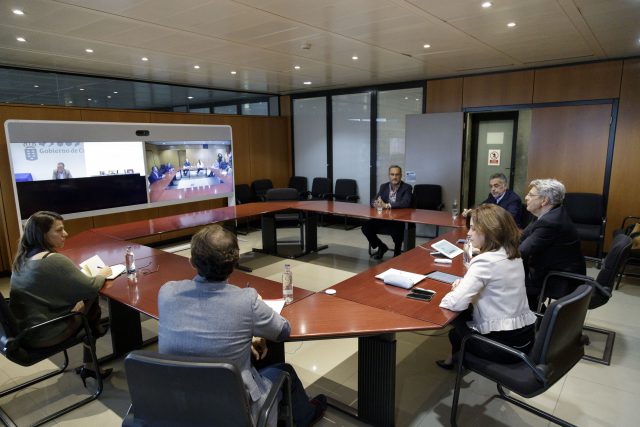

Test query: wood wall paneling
[426,78,463,113]
[527,104,612,194]
[463,70,534,108]
[533,61,623,103]
[80,109,151,123]
[249,117,290,188]
[606,58,640,248]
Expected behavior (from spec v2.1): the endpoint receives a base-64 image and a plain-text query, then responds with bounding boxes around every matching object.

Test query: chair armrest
[459,333,547,385]
[621,216,640,230]
[325,193,335,200]
[437,202,444,211]
[300,191,311,199]
[345,195,359,202]
[539,271,609,313]
[14,311,92,343]
[257,370,291,427]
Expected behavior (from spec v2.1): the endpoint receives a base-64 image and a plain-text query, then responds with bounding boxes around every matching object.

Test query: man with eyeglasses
[519,178,585,310]
[464,173,522,227]
[362,165,413,259]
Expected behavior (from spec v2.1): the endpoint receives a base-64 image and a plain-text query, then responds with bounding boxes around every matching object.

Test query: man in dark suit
[519,178,585,310]
[362,165,413,259]
[464,173,522,227]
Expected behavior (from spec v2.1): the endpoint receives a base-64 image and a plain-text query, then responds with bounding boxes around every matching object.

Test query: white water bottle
[282,264,293,304]
[451,199,459,218]
[125,246,136,274]
[463,236,473,268]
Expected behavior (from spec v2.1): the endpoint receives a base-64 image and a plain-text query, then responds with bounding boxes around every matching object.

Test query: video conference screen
[5,120,235,220]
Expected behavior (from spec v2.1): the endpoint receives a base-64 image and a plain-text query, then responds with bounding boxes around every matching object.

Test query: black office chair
[309,177,331,200]
[564,193,606,264]
[331,179,359,229]
[451,284,593,427]
[264,188,306,255]
[0,291,104,427]
[288,176,309,200]
[412,184,444,211]
[537,233,632,365]
[252,179,274,201]
[613,215,640,288]
[123,350,293,427]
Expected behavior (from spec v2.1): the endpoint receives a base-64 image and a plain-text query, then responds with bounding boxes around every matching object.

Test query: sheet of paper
[108,264,126,279]
[264,299,286,314]
[79,254,107,276]
[375,268,426,285]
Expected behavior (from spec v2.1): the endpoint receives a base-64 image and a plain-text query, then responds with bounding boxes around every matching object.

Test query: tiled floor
[1,225,639,426]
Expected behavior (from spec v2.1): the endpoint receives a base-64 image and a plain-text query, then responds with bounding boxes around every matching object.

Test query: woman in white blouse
[437,204,537,369]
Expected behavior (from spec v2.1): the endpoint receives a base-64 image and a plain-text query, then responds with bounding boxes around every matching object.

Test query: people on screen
[157,225,327,426]
[148,165,163,184]
[52,162,72,180]
[362,165,412,259]
[436,204,536,369]
[463,172,522,227]
[10,211,113,383]
[520,178,585,310]
[182,158,191,176]
[196,159,204,175]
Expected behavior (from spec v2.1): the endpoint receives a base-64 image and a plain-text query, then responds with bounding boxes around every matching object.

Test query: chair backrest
[265,188,299,201]
[235,184,254,204]
[590,233,632,308]
[124,351,254,427]
[310,177,330,198]
[251,179,274,199]
[412,184,443,210]
[529,284,592,384]
[288,176,308,194]
[334,179,357,201]
[564,193,604,226]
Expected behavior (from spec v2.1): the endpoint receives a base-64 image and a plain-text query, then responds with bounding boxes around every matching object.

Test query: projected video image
[145,140,233,203]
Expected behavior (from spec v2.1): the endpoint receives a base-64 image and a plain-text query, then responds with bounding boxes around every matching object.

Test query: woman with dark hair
[10,211,113,384]
[436,204,537,369]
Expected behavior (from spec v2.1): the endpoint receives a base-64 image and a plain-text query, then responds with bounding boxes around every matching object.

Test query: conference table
[61,201,468,426]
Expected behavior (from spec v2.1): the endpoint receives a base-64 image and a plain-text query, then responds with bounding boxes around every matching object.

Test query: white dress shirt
[439,248,536,334]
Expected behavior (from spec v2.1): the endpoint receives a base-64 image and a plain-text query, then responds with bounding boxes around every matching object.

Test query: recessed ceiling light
[423,44,431,49]
[107,95,111,99]
[79,88,85,91]
[507,22,516,27]
[87,98,92,101]
[230,70,237,75]
[12,9,24,15]
[85,48,93,53]
[141,57,149,61]
[352,56,358,60]
[303,81,312,85]
[294,65,301,70]
[67,101,73,104]
[415,98,419,101]
[187,96,194,99]
[404,97,408,100]
[16,37,26,42]
[193,65,200,69]
[113,91,118,94]
[482,2,493,8]
[33,84,39,88]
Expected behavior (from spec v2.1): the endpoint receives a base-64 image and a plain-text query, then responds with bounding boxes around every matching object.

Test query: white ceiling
[2,0,639,95]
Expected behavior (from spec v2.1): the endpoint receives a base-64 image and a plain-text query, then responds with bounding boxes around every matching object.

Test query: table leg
[108,299,143,357]
[404,223,416,251]
[305,212,328,253]
[261,214,278,255]
[358,333,396,426]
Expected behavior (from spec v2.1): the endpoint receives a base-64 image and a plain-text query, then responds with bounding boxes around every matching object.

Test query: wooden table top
[329,228,469,326]
[95,250,314,320]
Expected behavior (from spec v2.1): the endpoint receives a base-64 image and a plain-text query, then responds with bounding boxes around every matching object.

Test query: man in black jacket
[362,165,413,259]
[520,178,585,310]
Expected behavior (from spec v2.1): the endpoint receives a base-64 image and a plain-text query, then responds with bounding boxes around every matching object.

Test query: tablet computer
[431,239,463,259]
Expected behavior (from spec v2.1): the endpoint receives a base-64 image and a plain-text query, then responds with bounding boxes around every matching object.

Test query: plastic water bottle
[463,236,473,268]
[125,246,136,274]
[451,199,459,218]
[282,264,293,304]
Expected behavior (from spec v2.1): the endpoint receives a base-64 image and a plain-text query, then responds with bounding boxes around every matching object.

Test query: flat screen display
[4,120,234,221]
